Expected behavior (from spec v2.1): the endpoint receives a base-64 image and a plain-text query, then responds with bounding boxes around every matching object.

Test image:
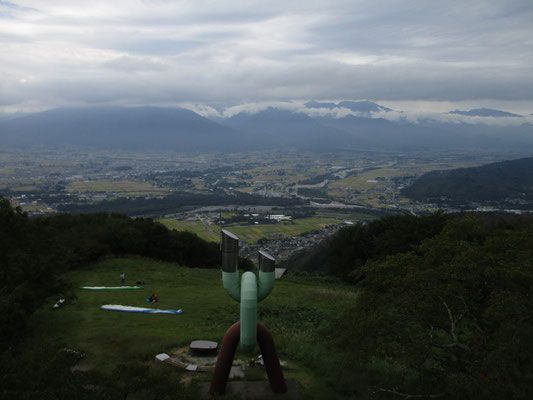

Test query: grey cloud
[102,56,168,72]
[114,39,208,56]
[1,0,532,113]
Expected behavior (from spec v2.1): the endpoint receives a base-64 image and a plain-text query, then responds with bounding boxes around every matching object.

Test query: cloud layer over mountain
[1,104,532,153]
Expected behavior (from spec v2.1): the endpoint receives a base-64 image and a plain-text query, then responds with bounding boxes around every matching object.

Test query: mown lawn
[27,258,359,398]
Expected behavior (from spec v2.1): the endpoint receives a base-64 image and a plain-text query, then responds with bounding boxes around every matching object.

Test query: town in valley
[1,146,525,262]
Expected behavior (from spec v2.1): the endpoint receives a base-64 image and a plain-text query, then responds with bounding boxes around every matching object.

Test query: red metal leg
[209,322,241,395]
[257,322,288,393]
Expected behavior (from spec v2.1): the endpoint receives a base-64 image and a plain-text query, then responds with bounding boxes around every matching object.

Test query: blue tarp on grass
[100,305,183,314]
[80,286,143,290]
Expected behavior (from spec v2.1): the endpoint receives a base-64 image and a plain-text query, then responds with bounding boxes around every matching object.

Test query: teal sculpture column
[209,229,286,395]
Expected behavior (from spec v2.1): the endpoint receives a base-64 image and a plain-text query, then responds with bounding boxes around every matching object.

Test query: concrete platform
[190,340,218,354]
[197,380,299,399]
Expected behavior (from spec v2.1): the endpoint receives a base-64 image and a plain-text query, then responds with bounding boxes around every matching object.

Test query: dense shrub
[327,212,449,279]
[330,215,533,399]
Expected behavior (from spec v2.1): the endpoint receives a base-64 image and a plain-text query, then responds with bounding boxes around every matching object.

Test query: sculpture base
[200,380,299,399]
[209,322,287,395]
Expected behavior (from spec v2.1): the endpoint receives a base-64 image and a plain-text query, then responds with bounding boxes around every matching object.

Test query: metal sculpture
[209,229,287,395]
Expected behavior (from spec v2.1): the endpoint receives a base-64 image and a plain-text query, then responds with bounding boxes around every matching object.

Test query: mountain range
[448,108,522,118]
[0,106,244,152]
[0,102,532,152]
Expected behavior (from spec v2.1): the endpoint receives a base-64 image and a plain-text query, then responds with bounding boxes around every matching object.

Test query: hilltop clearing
[6,257,358,399]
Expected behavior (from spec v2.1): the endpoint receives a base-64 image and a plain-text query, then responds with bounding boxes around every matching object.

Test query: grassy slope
[27,258,358,398]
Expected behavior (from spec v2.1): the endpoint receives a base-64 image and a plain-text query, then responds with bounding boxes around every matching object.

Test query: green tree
[333,215,533,399]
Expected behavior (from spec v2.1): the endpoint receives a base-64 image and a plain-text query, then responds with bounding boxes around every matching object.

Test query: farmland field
[221,217,341,243]
[159,217,343,243]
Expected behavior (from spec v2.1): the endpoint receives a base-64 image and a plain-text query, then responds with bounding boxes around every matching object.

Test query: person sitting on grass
[147,293,159,303]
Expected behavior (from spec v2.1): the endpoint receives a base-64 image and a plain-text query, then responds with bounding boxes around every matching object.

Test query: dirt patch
[163,347,256,373]
[71,362,94,372]
[170,346,217,368]
[180,374,195,386]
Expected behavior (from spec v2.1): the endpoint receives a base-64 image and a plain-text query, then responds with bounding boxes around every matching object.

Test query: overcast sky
[1,0,533,115]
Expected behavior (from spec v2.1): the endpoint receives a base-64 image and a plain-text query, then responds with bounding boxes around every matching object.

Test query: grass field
[0,176,41,191]
[27,258,358,398]
[329,168,403,191]
[159,217,343,244]
[190,177,209,191]
[240,164,308,185]
[158,219,220,242]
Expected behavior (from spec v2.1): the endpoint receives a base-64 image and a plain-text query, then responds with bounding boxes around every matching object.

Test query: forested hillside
[283,212,449,275]
[401,157,533,207]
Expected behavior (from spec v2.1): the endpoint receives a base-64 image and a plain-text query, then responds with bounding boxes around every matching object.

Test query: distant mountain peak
[337,101,392,113]
[304,100,392,114]
[449,108,522,118]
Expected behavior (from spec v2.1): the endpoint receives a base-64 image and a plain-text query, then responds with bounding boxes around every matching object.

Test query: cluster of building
[240,224,342,262]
